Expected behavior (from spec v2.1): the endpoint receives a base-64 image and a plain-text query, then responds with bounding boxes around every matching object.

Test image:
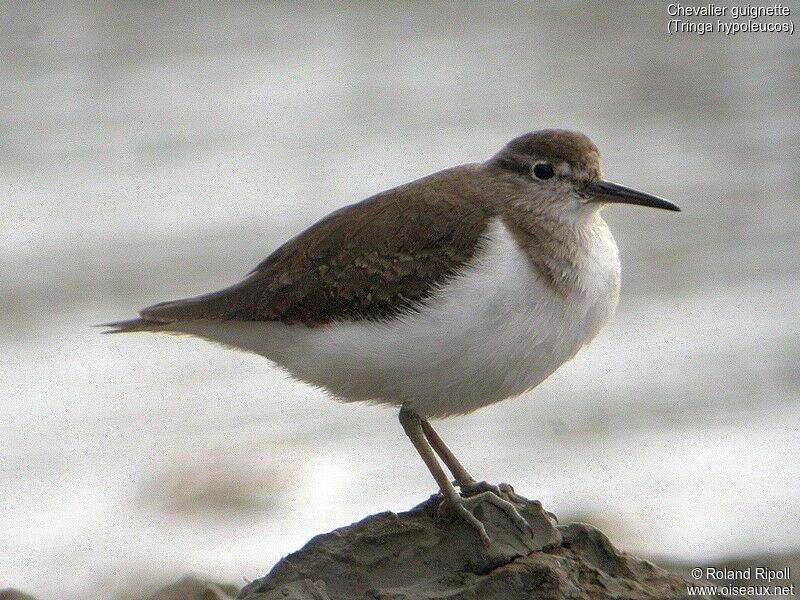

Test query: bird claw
[441,485,534,545]
[460,480,528,506]
[442,494,492,546]
[461,481,557,525]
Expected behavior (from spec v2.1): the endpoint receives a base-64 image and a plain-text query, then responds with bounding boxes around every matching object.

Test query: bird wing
[120,165,497,329]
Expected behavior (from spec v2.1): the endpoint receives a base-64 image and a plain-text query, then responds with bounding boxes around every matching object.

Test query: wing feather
[134,165,497,327]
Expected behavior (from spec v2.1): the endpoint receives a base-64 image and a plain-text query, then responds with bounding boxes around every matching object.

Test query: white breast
[179,219,620,418]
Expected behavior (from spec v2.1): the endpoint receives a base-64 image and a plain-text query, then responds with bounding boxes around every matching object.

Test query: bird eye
[532,163,555,180]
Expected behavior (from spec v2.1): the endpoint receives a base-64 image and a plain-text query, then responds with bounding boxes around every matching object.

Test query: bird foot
[459,480,528,505]
[440,486,534,546]
[460,481,558,526]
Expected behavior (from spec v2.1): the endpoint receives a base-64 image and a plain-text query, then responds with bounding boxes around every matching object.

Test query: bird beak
[587,179,680,211]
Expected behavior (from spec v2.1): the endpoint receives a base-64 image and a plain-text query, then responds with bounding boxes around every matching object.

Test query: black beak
[587,179,680,212]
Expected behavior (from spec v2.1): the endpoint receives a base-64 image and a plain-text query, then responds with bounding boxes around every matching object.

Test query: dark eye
[533,163,555,180]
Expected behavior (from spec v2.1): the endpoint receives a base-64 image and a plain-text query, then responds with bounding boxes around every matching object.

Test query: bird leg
[420,419,476,486]
[399,405,532,545]
[420,414,533,532]
[420,418,529,504]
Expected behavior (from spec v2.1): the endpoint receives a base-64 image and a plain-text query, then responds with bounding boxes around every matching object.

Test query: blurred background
[1,1,798,598]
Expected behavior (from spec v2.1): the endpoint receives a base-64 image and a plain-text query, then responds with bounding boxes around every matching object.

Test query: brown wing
[135,165,497,327]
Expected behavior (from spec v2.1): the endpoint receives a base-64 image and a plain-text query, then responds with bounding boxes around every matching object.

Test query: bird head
[489,129,680,217]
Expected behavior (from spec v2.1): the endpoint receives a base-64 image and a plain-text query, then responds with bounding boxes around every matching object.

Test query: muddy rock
[239,492,722,599]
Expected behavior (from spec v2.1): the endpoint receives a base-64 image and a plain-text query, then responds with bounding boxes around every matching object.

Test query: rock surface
[146,576,238,600]
[238,493,717,600]
[0,590,40,600]
[0,576,239,600]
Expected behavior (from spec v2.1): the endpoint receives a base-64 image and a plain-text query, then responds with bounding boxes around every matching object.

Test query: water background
[1,2,799,598]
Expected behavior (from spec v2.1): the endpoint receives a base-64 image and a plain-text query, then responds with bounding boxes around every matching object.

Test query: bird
[102,129,679,545]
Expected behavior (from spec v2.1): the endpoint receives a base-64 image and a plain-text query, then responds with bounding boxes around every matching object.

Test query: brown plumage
[102,129,600,332]
[501,129,600,176]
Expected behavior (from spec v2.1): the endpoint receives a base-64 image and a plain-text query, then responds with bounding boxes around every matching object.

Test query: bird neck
[500,204,609,297]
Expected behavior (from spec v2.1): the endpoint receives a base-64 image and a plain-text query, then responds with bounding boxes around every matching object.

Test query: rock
[238,493,724,600]
[664,554,800,600]
[146,576,237,600]
[0,590,39,600]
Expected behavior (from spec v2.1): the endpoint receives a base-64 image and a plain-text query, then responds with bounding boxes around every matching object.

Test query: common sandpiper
[103,129,680,545]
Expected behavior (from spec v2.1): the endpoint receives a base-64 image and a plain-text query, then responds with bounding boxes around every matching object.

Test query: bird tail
[95,318,170,334]
[96,278,256,334]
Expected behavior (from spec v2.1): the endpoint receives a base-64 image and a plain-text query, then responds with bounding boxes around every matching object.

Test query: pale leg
[420,419,476,486]
[420,415,533,535]
[399,405,492,545]
[399,405,532,545]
